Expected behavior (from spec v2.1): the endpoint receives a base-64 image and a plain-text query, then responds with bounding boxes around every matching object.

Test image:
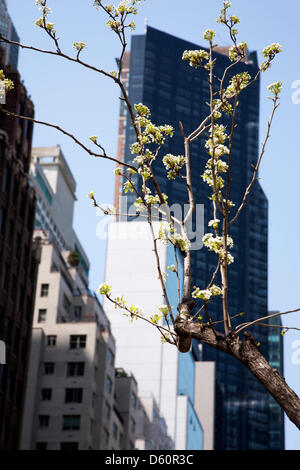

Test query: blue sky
[6,0,300,449]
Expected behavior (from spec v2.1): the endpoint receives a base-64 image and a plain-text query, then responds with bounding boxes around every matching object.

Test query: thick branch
[175,320,300,429]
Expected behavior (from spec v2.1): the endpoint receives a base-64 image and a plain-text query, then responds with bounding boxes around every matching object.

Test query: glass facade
[120,26,284,449]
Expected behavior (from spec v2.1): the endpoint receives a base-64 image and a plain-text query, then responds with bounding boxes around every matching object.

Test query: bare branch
[234,308,300,335]
[0,106,137,171]
[230,96,280,226]
[105,293,177,345]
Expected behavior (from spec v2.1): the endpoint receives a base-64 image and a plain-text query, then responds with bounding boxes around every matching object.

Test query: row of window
[38,306,83,323]
[41,372,113,400]
[41,388,84,403]
[44,362,85,377]
[39,414,81,430]
[36,442,78,451]
[46,335,87,349]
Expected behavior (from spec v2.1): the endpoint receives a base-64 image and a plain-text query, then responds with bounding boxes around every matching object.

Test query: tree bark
[174,319,300,430]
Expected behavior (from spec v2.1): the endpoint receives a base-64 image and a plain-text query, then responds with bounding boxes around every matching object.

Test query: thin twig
[0,106,137,171]
[230,98,280,225]
[234,308,300,335]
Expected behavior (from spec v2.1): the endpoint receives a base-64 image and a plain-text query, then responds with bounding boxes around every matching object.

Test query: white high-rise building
[103,221,204,450]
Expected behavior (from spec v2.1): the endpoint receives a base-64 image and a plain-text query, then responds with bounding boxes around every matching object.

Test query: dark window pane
[62,415,81,431]
[41,388,52,400]
[65,388,83,403]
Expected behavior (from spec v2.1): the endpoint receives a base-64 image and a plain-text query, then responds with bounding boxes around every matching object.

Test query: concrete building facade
[20,230,117,450]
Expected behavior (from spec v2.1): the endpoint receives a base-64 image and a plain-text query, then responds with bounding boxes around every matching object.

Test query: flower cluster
[35,0,55,33]
[208,219,220,229]
[129,103,174,170]
[202,124,229,193]
[202,233,234,264]
[0,70,14,92]
[259,43,282,73]
[98,283,112,296]
[158,305,169,316]
[202,170,224,190]
[149,313,162,325]
[192,284,222,301]
[123,180,135,193]
[93,1,145,34]
[205,124,229,153]
[225,72,251,98]
[217,1,232,24]
[182,49,209,69]
[162,154,185,179]
[125,304,144,321]
[262,43,282,60]
[89,135,98,144]
[213,98,232,117]
[229,41,247,62]
[35,0,52,16]
[167,264,176,272]
[158,223,191,253]
[268,81,283,98]
[113,295,128,309]
[73,42,87,52]
[203,29,216,42]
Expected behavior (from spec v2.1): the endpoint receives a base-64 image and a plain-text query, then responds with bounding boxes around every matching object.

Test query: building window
[0,208,4,234]
[67,362,85,377]
[104,428,109,447]
[107,349,114,366]
[131,391,137,408]
[130,417,136,434]
[39,415,50,428]
[1,263,8,290]
[70,335,86,349]
[11,274,17,301]
[36,442,47,450]
[63,294,71,313]
[38,309,47,323]
[104,401,111,419]
[40,283,49,297]
[47,335,56,347]
[43,363,55,375]
[2,167,8,192]
[73,306,82,321]
[106,376,112,394]
[62,415,81,431]
[41,388,52,401]
[60,442,78,450]
[112,422,118,440]
[65,388,83,403]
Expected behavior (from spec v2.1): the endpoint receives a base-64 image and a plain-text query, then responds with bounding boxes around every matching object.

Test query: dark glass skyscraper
[116,26,284,450]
